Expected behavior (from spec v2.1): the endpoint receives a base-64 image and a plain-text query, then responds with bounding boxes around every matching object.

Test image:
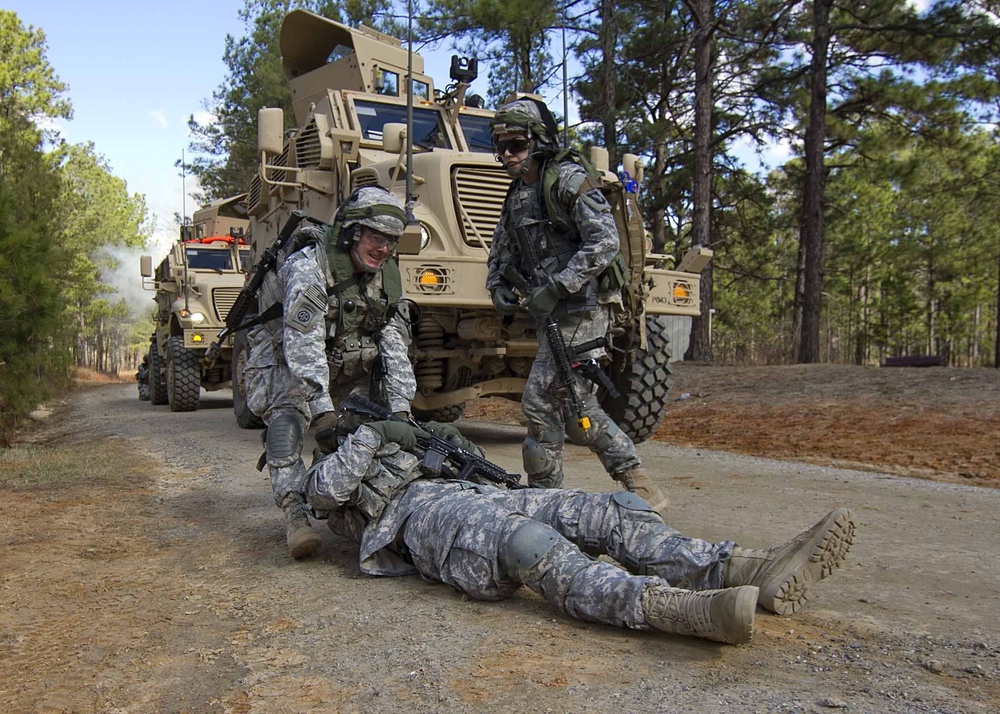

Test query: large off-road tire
[600,315,673,444]
[412,402,467,424]
[167,336,202,412]
[232,329,264,429]
[148,344,169,406]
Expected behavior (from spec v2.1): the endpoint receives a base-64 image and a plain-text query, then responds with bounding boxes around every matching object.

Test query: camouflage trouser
[400,487,735,630]
[521,305,640,488]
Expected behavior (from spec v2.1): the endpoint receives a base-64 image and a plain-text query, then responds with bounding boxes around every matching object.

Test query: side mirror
[396,223,423,255]
[382,123,406,154]
[258,107,284,156]
[140,255,152,278]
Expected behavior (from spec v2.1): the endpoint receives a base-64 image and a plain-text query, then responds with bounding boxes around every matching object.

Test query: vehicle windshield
[239,248,251,272]
[353,100,451,149]
[458,114,495,153]
[185,247,238,271]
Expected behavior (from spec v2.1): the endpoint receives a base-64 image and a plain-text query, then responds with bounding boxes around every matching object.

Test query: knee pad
[499,519,560,576]
[266,413,303,467]
[522,437,552,476]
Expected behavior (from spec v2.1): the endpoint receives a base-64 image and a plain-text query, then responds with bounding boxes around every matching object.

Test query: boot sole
[762,508,856,615]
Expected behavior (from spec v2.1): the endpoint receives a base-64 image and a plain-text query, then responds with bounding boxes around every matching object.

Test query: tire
[600,315,673,444]
[149,344,169,406]
[167,336,202,412]
[232,329,264,429]
[412,402,467,424]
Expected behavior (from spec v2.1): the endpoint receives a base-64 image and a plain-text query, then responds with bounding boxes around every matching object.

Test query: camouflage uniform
[244,188,417,510]
[305,426,736,631]
[245,246,415,503]
[487,158,640,489]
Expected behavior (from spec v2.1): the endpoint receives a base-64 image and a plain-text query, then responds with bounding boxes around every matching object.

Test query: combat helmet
[336,185,408,244]
[490,96,560,156]
[329,185,408,274]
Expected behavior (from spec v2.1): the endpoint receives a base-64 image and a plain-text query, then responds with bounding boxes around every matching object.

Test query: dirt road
[2,383,999,713]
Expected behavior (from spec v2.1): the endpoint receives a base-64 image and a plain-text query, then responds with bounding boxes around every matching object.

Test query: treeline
[189,0,1000,367]
[0,10,150,425]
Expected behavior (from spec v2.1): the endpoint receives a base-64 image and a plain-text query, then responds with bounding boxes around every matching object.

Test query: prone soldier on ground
[243,186,417,559]
[304,407,858,646]
[485,97,669,512]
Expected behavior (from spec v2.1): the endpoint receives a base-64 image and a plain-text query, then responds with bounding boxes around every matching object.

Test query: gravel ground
[1,382,998,713]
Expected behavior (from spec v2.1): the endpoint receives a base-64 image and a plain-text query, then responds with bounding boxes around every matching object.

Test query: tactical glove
[491,285,520,315]
[365,420,429,451]
[423,420,478,451]
[312,411,340,454]
[524,278,569,318]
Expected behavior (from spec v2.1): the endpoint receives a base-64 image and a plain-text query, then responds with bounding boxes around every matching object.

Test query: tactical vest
[347,442,423,524]
[321,243,403,386]
[504,151,634,304]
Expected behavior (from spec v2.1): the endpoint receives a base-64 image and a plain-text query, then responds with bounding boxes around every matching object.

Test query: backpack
[538,148,647,326]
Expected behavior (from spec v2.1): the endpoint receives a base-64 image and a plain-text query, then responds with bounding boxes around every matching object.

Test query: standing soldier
[486,97,669,513]
[244,186,417,558]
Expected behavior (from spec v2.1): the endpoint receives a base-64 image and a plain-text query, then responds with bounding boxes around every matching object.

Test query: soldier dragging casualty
[242,187,417,559]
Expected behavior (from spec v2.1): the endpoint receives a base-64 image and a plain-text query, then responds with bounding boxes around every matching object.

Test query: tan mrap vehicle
[140,195,252,413]
[238,9,711,441]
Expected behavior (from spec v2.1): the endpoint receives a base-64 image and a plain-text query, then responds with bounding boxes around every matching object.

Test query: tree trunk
[599,0,620,171]
[797,0,832,364]
[685,0,715,362]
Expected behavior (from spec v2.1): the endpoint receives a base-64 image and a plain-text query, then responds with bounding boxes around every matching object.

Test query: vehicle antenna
[181,149,190,314]
[405,0,416,224]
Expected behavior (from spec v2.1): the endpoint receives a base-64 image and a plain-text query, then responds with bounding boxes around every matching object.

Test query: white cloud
[151,108,168,129]
[190,110,216,129]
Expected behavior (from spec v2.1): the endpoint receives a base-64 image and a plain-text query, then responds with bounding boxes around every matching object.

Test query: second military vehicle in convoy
[140,195,253,413]
[234,10,712,441]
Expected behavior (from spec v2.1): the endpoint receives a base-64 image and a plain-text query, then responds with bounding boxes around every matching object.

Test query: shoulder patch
[579,188,611,213]
[285,283,327,334]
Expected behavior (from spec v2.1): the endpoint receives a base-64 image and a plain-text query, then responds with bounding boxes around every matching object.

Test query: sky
[8,2,471,255]
[4,0,464,314]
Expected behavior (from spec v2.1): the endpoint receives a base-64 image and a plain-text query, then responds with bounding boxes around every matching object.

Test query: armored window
[375,69,399,96]
[353,99,452,149]
[458,114,495,153]
[411,79,430,101]
[185,248,234,271]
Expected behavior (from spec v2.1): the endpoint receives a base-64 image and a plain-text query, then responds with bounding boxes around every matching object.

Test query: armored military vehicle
[238,10,711,441]
[140,195,252,413]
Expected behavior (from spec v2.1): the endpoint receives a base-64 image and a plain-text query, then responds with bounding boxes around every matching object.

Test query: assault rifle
[504,221,621,434]
[342,393,528,490]
[202,210,308,367]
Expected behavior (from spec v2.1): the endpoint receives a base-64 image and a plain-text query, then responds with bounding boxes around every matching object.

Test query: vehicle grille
[453,166,510,245]
[352,170,381,190]
[295,118,323,169]
[247,175,262,212]
[213,287,242,322]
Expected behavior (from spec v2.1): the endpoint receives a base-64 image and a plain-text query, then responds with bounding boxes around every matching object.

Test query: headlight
[420,224,431,250]
[189,311,206,324]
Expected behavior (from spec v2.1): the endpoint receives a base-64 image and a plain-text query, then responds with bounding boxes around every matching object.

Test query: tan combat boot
[724,508,856,615]
[642,583,758,645]
[618,466,669,514]
[280,493,322,559]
